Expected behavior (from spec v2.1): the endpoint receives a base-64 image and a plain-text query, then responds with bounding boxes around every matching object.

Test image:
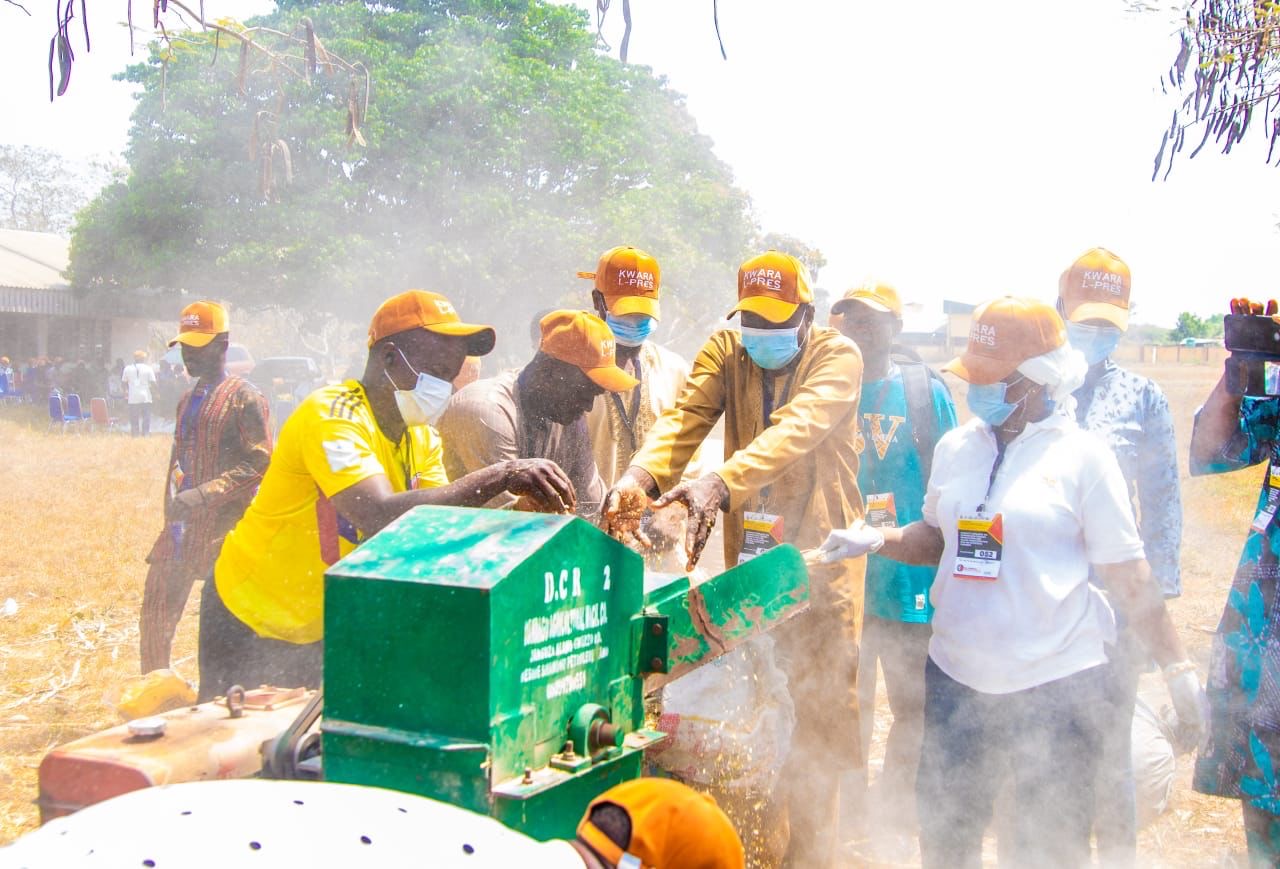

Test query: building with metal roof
[0,229,154,365]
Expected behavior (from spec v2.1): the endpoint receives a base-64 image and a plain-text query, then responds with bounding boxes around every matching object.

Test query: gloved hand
[1165,663,1210,751]
[816,520,885,563]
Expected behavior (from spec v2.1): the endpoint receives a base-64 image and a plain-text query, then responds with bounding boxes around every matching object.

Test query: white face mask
[386,349,453,426]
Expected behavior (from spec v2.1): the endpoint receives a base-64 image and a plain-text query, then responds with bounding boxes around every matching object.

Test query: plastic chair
[89,397,120,432]
[47,393,78,433]
[65,393,90,420]
[64,394,91,432]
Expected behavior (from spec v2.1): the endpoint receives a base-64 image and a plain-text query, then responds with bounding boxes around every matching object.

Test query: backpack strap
[890,346,949,484]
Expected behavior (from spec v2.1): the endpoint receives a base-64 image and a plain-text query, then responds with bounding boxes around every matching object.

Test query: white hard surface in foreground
[0,779,582,868]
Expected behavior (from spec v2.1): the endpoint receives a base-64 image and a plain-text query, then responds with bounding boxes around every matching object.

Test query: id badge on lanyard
[1252,454,1280,533]
[865,492,898,528]
[738,371,795,564]
[738,510,784,565]
[953,512,1004,580]
[955,442,1006,581]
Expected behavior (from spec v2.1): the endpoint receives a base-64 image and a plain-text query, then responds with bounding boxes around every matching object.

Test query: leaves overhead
[1155,0,1280,177]
[68,0,772,358]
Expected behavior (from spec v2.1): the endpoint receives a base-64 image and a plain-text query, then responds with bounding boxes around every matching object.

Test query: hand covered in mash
[1230,298,1279,316]
[642,501,688,552]
[816,520,885,562]
[651,474,729,572]
[603,468,659,546]
[501,459,576,514]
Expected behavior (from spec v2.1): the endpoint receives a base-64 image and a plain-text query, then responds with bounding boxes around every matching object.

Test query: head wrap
[1016,343,1088,406]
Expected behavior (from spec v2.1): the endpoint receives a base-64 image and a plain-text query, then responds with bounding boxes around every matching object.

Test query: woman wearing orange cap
[817,296,1207,868]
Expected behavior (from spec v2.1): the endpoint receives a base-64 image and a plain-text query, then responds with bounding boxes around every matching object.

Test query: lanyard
[977,439,1008,514]
[761,369,798,432]
[610,356,644,453]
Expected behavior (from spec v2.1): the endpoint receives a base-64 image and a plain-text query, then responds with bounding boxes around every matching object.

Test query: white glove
[816,520,885,563]
[1165,663,1210,750]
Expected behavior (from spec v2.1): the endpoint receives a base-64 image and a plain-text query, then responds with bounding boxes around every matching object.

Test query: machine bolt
[564,739,577,759]
[521,767,533,785]
[650,657,663,671]
[650,622,664,636]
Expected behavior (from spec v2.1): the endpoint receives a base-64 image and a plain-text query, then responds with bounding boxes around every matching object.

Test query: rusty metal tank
[37,686,313,822]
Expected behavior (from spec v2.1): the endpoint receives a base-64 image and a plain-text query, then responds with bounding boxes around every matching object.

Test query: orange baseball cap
[1058,247,1131,329]
[367,290,496,356]
[576,778,745,869]
[539,310,639,393]
[577,246,661,320]
[168,300,230,348]
[831,282,903,318]
[943,296,1066,385]
[728,250,814,324]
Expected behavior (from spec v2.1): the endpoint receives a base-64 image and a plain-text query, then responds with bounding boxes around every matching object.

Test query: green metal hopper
[321,506,807,840]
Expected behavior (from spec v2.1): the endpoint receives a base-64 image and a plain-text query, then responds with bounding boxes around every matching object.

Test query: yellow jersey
[214,380,447,643]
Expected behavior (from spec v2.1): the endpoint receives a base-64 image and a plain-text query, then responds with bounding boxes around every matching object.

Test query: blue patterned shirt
[1074,359,1182,596]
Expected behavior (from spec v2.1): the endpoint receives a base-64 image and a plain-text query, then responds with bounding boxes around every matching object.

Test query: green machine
[320,506,809,840]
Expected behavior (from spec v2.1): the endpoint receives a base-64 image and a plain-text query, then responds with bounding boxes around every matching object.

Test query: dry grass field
[0,361,1263,865]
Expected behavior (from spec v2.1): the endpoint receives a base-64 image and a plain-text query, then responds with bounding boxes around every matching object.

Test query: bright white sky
[2,0,1277,326]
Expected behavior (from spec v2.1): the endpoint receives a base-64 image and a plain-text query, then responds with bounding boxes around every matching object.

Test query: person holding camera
[1191,296,1280,866]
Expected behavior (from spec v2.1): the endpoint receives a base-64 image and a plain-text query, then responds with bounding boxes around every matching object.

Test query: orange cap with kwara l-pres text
[577,246,661,320]
[168,300,230,348]
[1058,247,1131,329]
[728,250,814,324]
[538,310,639,393]
[943,296,1066,385]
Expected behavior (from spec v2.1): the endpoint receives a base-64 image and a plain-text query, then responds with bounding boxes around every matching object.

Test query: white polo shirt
[923,413,1145,694]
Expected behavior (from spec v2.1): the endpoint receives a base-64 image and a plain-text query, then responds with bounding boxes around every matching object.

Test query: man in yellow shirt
[604,251,865,868]
[202,290,576,701]
[578,246,692,487]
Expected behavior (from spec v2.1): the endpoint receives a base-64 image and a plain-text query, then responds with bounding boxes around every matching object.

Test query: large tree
[69,0,765,357]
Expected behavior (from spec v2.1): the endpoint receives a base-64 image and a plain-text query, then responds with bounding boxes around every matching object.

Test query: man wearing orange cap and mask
[201,291,576,701]
[139,301,271,675]
[578,246,692,488]
[603,250,865,867]
[439,309,639,516]
[1057,248,1182,864]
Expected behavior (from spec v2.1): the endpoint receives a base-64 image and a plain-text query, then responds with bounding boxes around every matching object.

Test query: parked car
[225,343,255,377]
[162,342,255,377]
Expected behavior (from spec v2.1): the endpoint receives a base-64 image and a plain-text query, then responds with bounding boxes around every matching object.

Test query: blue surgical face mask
[740,325,802,370]
[1066,321,1122,366]
[605,313,656,347]
[386,348,453,426]
[966,379,1020,426]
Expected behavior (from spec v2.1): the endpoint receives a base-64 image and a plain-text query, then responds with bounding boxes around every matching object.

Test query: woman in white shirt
[818,296,1207,868]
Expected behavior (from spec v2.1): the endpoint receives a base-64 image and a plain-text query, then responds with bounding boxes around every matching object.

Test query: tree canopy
[1169,310,1225,342]
[68,0,776,358]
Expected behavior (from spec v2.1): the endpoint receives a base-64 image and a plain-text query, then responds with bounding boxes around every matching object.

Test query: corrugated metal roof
[0,229,70,292]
